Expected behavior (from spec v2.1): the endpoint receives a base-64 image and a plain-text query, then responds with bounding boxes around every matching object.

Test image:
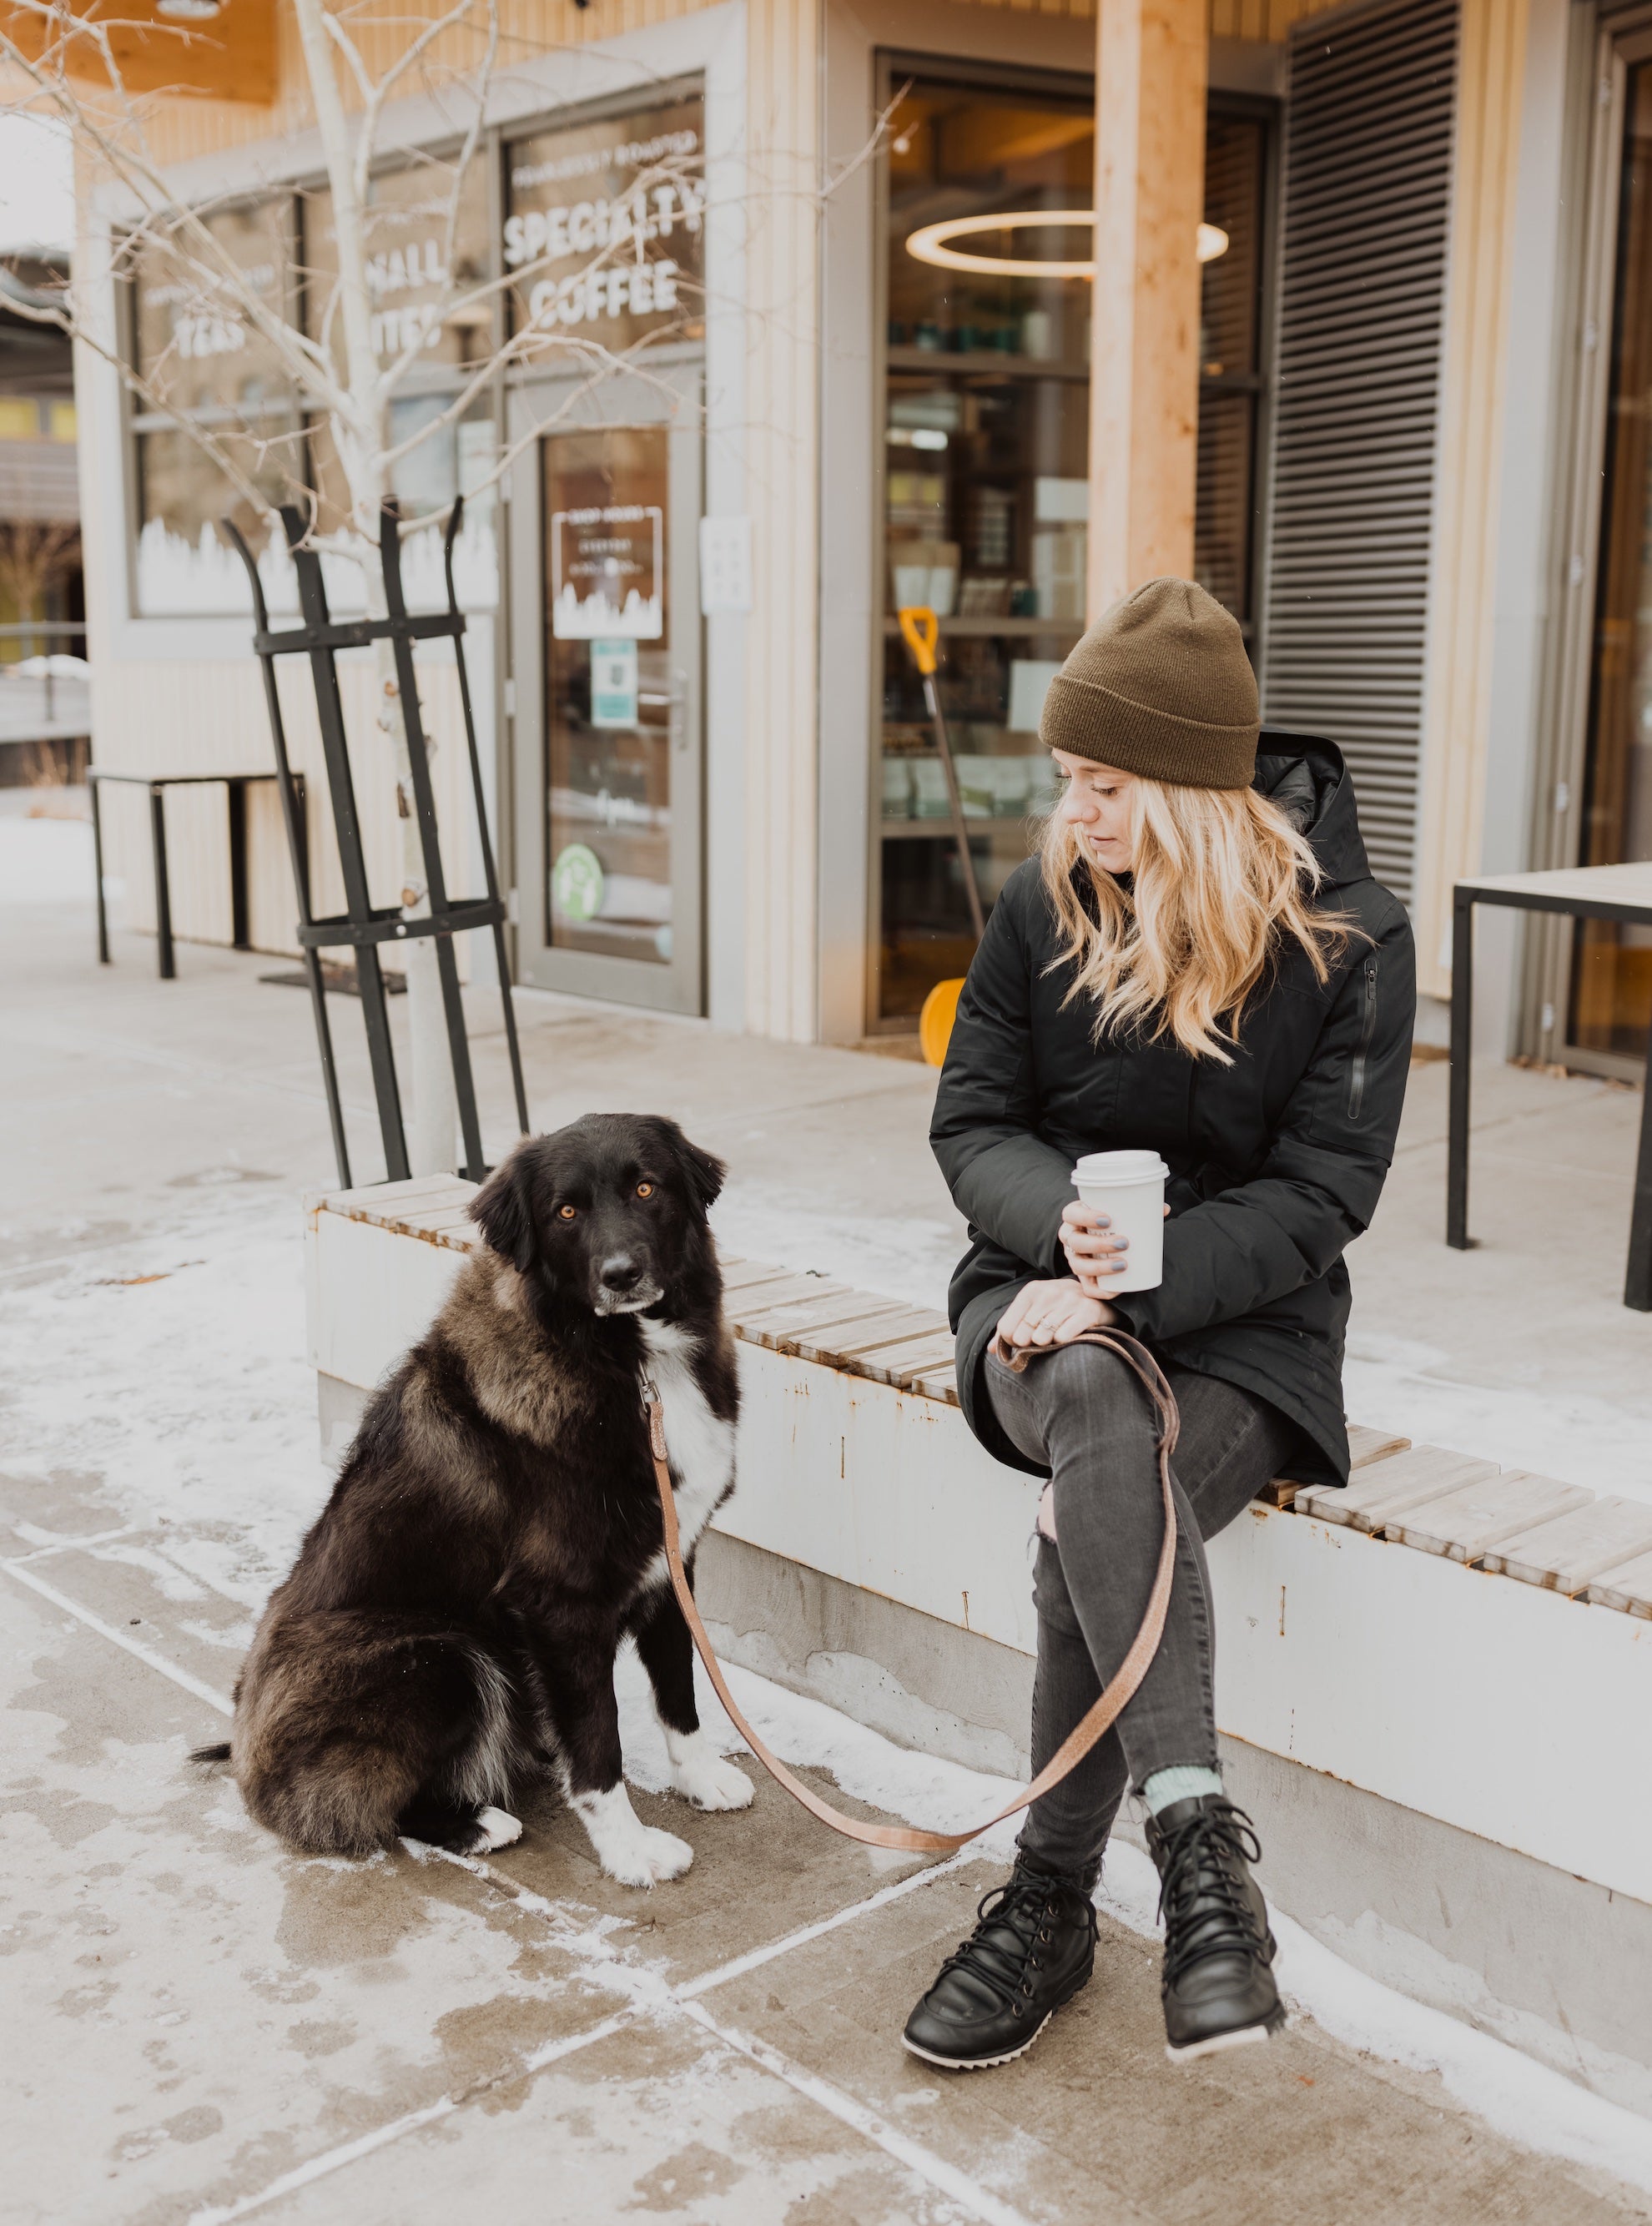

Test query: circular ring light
[904,210,1229,277]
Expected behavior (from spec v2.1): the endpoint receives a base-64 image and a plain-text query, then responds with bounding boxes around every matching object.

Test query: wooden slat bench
[310,1176,1652,1621]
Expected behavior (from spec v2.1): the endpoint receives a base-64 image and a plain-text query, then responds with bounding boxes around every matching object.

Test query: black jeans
[985,1342,1298,1888]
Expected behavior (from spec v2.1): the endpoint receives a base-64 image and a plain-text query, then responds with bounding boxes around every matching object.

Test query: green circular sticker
[552,842,605,923]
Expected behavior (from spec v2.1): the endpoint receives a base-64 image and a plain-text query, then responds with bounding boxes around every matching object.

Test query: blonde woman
[907,578,1415,2072]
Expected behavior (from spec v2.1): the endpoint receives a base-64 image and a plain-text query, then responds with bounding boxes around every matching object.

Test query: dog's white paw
[472,1805,522,1852]
[666,1730,755,1812]
[572,1783,695,1888]
[617,1821,695,1886]
[677,1756,755,1812]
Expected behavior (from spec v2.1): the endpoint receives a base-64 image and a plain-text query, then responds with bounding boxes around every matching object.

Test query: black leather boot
[1146,1795,1286,2061]
[901,1857,1098,2070]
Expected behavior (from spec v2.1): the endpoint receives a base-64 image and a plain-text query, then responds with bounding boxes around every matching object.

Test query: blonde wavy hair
[1040,773,1350,1063]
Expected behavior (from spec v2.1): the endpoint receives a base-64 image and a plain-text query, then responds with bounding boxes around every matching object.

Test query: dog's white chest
[640,1320,734,1570]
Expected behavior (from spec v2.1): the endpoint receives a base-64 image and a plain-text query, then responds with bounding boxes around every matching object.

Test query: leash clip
[640,1375,668,1463]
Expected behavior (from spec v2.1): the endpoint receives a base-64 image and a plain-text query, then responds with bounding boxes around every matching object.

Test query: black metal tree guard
[224,497,529,1190]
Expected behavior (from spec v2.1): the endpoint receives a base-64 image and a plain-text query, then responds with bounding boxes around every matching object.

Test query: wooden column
[1086,0,1208,619]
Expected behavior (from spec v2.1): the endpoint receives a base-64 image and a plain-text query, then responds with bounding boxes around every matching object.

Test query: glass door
[1571,53,1652,1062]
[509,375,703,1013]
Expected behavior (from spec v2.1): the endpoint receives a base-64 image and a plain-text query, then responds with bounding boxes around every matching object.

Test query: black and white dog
[201,1114,753,1886]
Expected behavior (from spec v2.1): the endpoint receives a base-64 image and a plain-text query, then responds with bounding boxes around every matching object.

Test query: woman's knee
[1036,1341,1156,1446]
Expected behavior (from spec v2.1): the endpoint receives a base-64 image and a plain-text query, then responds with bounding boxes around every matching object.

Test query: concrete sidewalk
[4,876,1651,2221]
[9,1559,1644,2226]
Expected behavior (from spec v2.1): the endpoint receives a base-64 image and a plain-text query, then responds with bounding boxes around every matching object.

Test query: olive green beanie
[1038,577,1260,790]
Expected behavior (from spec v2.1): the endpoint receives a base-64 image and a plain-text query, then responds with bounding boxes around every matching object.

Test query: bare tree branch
[823,76,912,200]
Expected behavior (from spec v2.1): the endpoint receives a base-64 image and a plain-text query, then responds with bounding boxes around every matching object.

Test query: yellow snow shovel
[897,606,985,1068]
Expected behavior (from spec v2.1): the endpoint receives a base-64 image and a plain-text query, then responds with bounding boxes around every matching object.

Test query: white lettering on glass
[500,189,702,272]
[525,261,677,330]
[173,313,247,358]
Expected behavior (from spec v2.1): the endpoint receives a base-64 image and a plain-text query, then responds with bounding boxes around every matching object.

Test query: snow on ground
[714,1197,1652,1505]
[2,1204,324,1597]
[710,1192,962,1317]
[0,806,96,905]
[6,1196,1652,2196]
[1344,1330,1652,1503]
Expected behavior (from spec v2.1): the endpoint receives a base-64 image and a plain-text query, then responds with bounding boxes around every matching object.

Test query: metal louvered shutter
[1259,0,1459,903]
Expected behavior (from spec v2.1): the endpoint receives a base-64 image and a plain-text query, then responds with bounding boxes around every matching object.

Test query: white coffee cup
[1070,1150,1169,1293]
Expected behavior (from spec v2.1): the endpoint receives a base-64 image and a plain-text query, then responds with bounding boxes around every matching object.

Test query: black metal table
[88,769,303,980]
[1448,864,1652,1310]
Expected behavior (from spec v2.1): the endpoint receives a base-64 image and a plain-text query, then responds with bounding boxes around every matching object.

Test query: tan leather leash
[644,1328,1180,1855]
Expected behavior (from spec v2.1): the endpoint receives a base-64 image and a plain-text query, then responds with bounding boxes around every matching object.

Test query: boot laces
[1156,1800,1267,1989]
[934,1867,1095,2014]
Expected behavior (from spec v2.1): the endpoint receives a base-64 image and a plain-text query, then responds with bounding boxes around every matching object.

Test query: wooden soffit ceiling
[3,1,275,103]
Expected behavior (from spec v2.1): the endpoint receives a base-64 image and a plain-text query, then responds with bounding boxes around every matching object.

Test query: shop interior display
[876,76,1268,1023]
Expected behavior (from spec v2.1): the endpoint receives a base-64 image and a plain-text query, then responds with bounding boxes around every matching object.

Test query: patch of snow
[712,1192,963,1315]
[1343,1341,1652,1504]
[0,814,95,905]
[1267,1905,1652,2194]
[0,1211,327,1595]
[14,653,89,678]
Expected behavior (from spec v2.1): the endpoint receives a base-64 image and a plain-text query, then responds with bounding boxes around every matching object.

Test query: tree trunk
[292,0,459,1176]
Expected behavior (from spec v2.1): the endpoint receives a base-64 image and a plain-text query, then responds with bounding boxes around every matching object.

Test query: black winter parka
[930,738,1416,1488]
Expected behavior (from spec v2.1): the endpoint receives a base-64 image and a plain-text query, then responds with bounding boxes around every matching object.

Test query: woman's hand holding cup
[1060,1193,1175,1300]
[1060,1200,1129,1296]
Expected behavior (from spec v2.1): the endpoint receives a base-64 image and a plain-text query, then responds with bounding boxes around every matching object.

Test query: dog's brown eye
[636,1181,654,1199]
[558,1204,577,1220]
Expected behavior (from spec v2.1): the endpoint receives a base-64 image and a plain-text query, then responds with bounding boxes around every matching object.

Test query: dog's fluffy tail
[190,1740,232,1766]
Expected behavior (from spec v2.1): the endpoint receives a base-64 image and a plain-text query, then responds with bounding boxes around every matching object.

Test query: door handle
[667,669,689,754]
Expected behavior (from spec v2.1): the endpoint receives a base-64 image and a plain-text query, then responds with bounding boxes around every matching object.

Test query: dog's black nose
[599,1253,643,1292]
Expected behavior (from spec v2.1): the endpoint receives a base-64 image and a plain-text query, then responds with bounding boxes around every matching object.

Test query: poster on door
[550,502,663,638]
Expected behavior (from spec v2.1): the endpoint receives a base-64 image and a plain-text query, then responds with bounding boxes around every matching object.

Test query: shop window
[503,94,705,358]
[302,154,492,383]
[303,154,497,606]
[127,156,499,617]
[128,196,305,614]
[875,71,1272,1025]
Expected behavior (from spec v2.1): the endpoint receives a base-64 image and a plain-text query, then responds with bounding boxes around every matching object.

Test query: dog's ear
[638,1116,724,1216]
[677,1136,726,1216]
[470,1147,540,1273]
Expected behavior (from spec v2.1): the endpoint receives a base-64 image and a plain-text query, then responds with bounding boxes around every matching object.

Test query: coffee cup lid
[1071,1150,1169,1186]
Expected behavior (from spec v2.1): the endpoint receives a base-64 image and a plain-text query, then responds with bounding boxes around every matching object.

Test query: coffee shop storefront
[78,0,1637,1073]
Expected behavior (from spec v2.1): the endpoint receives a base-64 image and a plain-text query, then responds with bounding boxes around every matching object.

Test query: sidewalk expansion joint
[2,1556,234,1715]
